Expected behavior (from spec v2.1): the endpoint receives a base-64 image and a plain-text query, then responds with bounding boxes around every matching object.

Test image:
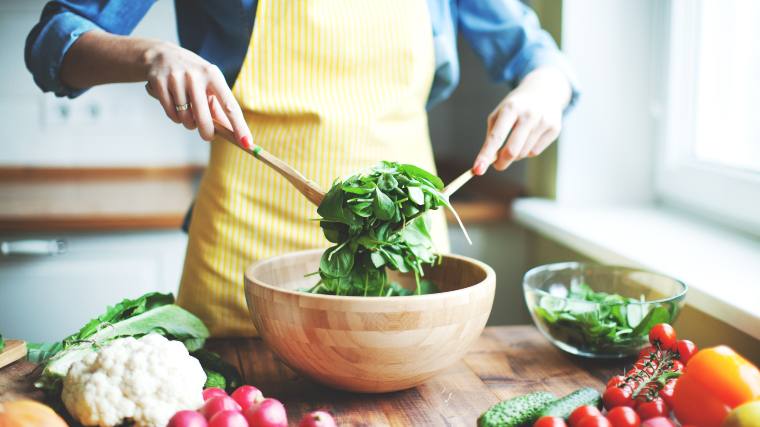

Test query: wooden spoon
[213,119,326,206]
[442,169,474,199]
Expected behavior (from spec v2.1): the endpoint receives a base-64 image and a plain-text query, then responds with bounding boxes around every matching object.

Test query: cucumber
[478,391,556,427]
[537,387,602,418]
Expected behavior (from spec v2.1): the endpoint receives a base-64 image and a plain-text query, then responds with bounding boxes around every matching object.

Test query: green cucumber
[478,391,556,427]
[537,387,602,419]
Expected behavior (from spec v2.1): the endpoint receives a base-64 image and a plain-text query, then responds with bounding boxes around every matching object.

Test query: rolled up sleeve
[25,1,154,98]
[458,0,580,112]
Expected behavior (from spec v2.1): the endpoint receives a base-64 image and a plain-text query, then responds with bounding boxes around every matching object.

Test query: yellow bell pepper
[673,346,760,427]
[722,401,760,427]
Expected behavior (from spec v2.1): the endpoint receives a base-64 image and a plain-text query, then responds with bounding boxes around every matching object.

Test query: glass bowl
[523,262,687,358]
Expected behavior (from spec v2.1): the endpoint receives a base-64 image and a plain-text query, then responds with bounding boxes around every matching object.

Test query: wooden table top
[0,326,625,426]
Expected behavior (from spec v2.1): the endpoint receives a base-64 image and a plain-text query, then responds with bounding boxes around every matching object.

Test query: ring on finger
[175,103,191,112]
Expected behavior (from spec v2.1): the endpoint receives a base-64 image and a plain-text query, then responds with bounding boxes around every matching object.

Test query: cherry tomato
[604,386,633,409]
[670,360,684,372]
[569,405,601,427]
[648,324,676,351]
[638,346,656,360]
[635,398,669,420]
[658,379,676,408]
[675,340,697,364]
[534,416,568,427]
[577,415,612,427]
[640,417,674,427]
[606,376,626,390]
[606,406,640,427]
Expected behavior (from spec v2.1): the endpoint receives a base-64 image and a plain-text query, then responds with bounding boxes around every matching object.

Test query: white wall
[557,0,658,204]
[0,0,208,166]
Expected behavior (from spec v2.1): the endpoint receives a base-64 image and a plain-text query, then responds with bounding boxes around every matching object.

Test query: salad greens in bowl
[523,263,687,358]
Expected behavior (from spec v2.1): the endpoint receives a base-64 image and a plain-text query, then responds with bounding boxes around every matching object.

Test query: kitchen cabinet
[0,231,187,342]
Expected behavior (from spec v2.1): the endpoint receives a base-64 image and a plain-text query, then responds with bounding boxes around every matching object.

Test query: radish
[244,398,287,427]
[208,410,249,427]
[299,410,337,427]
[231,385,264,411]
[200,396,242,420]
[203,387,228,401]
[168,410,209,427]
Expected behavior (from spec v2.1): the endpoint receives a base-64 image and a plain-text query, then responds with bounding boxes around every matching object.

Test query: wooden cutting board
[0,340,27,369]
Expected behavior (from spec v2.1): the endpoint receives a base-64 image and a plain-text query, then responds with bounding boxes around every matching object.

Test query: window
[656,0,760,235]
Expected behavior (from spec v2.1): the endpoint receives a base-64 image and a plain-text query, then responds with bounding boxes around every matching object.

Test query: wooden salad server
[213,119,326,206]
[442,169,475,199]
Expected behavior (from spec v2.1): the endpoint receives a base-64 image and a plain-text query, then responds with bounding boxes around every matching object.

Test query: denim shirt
[25,0,579,110]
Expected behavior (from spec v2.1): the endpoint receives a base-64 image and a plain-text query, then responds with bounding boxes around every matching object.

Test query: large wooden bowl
[244,249,495,393]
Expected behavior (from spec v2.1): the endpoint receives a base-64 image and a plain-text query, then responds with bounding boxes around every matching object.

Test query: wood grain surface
[0,341,27,369]
[0,326,624,426]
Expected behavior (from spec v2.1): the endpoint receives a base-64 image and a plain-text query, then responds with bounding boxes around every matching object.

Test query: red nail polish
[239,135,252,149]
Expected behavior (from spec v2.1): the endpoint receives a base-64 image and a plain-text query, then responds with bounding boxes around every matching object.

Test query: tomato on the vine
[640,417,674,427]
[638,346,656,360]
[658,379,676,408]
[603,386,633,409]
[606,375,626,390]
[670,360,684,372]
[635,398,669,420]
[577,415,612,427]
[606,406,640,427]
[648,324,677,351]
[534,416,567,427]
[568,405,601,427]
[675,340,697,364]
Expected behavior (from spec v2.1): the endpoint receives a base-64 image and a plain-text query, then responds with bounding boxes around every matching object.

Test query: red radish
[208,410,248,427]
[244,398,287,427]
[299,410,337,427]
[168,410,209,427]
[231,385,264,411]
[201,396,242,420]
[203,388,228,401]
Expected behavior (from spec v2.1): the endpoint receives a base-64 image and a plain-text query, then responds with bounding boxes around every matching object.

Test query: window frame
[655,0,760,237]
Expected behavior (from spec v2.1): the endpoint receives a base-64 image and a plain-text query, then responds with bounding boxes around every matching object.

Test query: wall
[0,0,208,166]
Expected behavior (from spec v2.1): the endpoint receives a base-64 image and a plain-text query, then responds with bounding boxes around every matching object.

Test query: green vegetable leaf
[373,188,396,220]
[398,164,444,190]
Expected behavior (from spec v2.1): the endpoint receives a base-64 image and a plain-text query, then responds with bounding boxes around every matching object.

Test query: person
[26,0,578,336]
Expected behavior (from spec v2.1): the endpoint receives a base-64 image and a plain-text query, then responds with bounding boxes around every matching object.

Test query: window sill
[513,198,760,341]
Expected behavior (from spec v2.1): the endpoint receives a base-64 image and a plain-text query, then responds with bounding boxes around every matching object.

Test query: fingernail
[473,161,486,176]
[239,135,252,149]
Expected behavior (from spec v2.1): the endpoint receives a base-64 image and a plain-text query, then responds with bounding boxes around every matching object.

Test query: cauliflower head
[62,333,206,427]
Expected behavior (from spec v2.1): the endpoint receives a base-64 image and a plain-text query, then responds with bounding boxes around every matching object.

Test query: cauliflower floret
[62,333,206,427]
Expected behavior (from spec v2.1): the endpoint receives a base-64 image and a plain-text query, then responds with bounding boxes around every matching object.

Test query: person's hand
[143,42,252,148]
[472,66,572,175]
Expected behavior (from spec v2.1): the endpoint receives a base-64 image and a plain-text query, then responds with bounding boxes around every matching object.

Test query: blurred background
[1,0,758,361]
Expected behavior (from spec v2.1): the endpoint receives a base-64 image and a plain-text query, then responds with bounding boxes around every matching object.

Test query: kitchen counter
[0,326,621,426]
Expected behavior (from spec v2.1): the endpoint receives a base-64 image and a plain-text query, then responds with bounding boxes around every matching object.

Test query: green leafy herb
[533,283,679,354]
[310,161,466,296]
[0,333,4,352]
[28,292,210,394]
[191,348,243,392]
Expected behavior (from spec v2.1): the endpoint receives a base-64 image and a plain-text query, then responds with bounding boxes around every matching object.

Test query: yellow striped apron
[177,0,449,336]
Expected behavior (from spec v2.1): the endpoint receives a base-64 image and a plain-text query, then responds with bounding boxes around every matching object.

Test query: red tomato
[534,416,568,427]
[577,415,612,427]
[569,405,601,427]
[675,340,697,364]
[670,360,684,372]
[230,385,264,412]
[202,388,228,402]
[638,346,656,360]
[603,386,633,409]
[606,406,640,427]
[634,398,669,420]
[658,379,676,408]
[606,375,626,390]
[648,324,677,351]
[640,417,674,427]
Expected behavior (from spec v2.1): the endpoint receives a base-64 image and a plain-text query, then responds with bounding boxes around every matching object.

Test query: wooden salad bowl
[244,249,496,393]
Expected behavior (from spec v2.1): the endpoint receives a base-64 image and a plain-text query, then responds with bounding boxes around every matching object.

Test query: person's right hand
[143,42,252,148]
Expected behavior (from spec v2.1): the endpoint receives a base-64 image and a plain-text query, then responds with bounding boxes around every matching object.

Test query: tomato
[675,340,697,364]
[670,360,684,372]
[606,375,626,390]
[634,399,669,420]
[648,324,676,351]
[657,379,676,408]
[638,346,656,360]
[534,416,568,427]
[603,386,633,409]
[606,406,640,427]
[640,417,674,427]
[569,405,601,427]
[577,415,612,427]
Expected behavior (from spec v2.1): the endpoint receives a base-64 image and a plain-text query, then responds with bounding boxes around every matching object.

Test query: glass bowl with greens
[523,263,687,358]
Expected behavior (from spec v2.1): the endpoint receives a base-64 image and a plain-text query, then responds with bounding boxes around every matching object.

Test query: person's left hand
[472,66,572,175]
